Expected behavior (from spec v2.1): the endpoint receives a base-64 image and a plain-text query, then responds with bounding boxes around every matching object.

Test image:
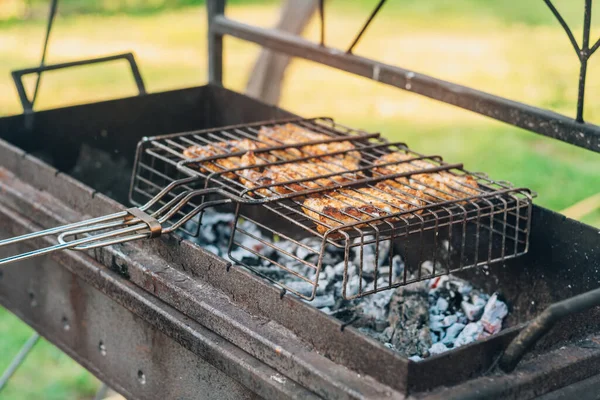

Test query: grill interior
[130,117,533,300]
[2,85,599,395]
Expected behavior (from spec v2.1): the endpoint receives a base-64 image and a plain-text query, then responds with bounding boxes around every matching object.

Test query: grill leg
[0,332,40,393]
[208,0,225,85]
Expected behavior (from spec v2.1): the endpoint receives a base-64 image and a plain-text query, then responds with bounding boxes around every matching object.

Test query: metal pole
[0,332,41,393]
[93,383,110,400]
[208,0,226,85]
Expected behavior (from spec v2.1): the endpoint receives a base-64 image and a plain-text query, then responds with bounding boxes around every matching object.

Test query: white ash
[183,209,509,360]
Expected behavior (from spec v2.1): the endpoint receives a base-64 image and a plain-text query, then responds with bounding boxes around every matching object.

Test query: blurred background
[0,0,599,398]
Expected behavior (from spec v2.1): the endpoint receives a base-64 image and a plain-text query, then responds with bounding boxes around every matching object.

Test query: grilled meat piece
[258,124,361,167]
[373,152,479,202]
[240,157,362,197]
[182,139,274,179]
[302,185,424,234]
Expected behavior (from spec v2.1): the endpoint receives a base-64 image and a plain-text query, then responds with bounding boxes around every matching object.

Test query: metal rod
[208,0,226,85]
[346,0,387,54]
[31,0,59,107]
[0,332,40,393]
[543,0,581,57]
[318,0,325,46]
[93,383,110,400]
[12,52,146,114]
[576,0,592,123]
[211,16,600,153]
[500,285,600,372]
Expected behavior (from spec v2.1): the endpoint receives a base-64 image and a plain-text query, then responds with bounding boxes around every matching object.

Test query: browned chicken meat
[302,185,425,235]
[240,154,362,197]
[258,124,361,167]
[182,139,274,179]
[373,152,479,202]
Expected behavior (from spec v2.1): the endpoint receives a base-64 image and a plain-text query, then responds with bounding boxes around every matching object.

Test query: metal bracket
[126,208,162,239]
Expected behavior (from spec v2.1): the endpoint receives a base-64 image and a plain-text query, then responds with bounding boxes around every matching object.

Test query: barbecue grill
[1,1,599,399]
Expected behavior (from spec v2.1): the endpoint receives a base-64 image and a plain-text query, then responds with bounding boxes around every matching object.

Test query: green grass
[0,309,100,399]
[0,2,599,399]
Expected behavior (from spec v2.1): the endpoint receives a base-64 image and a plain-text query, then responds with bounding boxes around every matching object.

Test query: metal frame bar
[12,52,146,114]
[206,0,600,153]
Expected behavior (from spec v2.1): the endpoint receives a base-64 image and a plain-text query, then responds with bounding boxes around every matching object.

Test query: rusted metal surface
[410,334,600,400]
[0,160,402,399]
[208,2,600,153]
[1,85,599,398]
[0,219,312,399]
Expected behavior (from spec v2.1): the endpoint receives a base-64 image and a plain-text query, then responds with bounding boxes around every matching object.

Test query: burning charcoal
[296,237,321,260]
[276,240,298,263]
[285,280,314,297]
[320,307,331,314]
[436,297,449,313]
[333,261,348,277]
[420,261,434,276]
[310,294,335,309]
[203,244,221,256]
[382,326,394,342]
[442,323,466,346]
[409,355,423,362]
[480,293,508,334]
[202,210,235,226]
[199,223,217,243]
[230,246,260,265]
[429,315,445,332]
[322,265,336,281]
[388,283,432,357]
[391,255,405,282]
[351,236,391,276]
[461,301,485,321]
[358,278,395,321]
[431,331,439,344]
[453,322,485,348]
[456,312,468,325]
[345,275,367,297]
[429,342,449,355]
[442,314,458,327]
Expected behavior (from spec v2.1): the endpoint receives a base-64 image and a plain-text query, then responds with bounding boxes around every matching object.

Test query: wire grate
[130,117,533,300]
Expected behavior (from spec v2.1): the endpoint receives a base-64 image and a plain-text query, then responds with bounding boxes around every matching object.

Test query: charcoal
[333,261,347,277]
[199,223,217,243]
[297,237,321,260]
[285,280,315,297]
[480,293,508,334]
[442,323,466,346]
[429,342,449,355]
[454,322,485,347]
[391,255,405,282]
[388,283,432,357]
[310,294,335,309]
[345,275,367,297]
[322,265,336,281]
[203,244,221,256]
[276,240,298,263]
[183,209,510,360]
[202,210,235,226]
[461,300,484,321]
[436,297,449,313]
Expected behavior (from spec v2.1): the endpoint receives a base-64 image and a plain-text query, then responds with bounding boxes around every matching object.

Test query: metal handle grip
[0,177,234,266]
[0,210,153,266]
[499,286,600,372]
[11,52,146,113]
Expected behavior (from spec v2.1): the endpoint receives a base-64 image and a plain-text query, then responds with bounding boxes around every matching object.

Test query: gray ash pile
[184,209,508,360]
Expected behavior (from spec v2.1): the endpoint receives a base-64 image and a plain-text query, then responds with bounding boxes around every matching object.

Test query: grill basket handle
[499,286,600,372]
[11,52,146,114]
